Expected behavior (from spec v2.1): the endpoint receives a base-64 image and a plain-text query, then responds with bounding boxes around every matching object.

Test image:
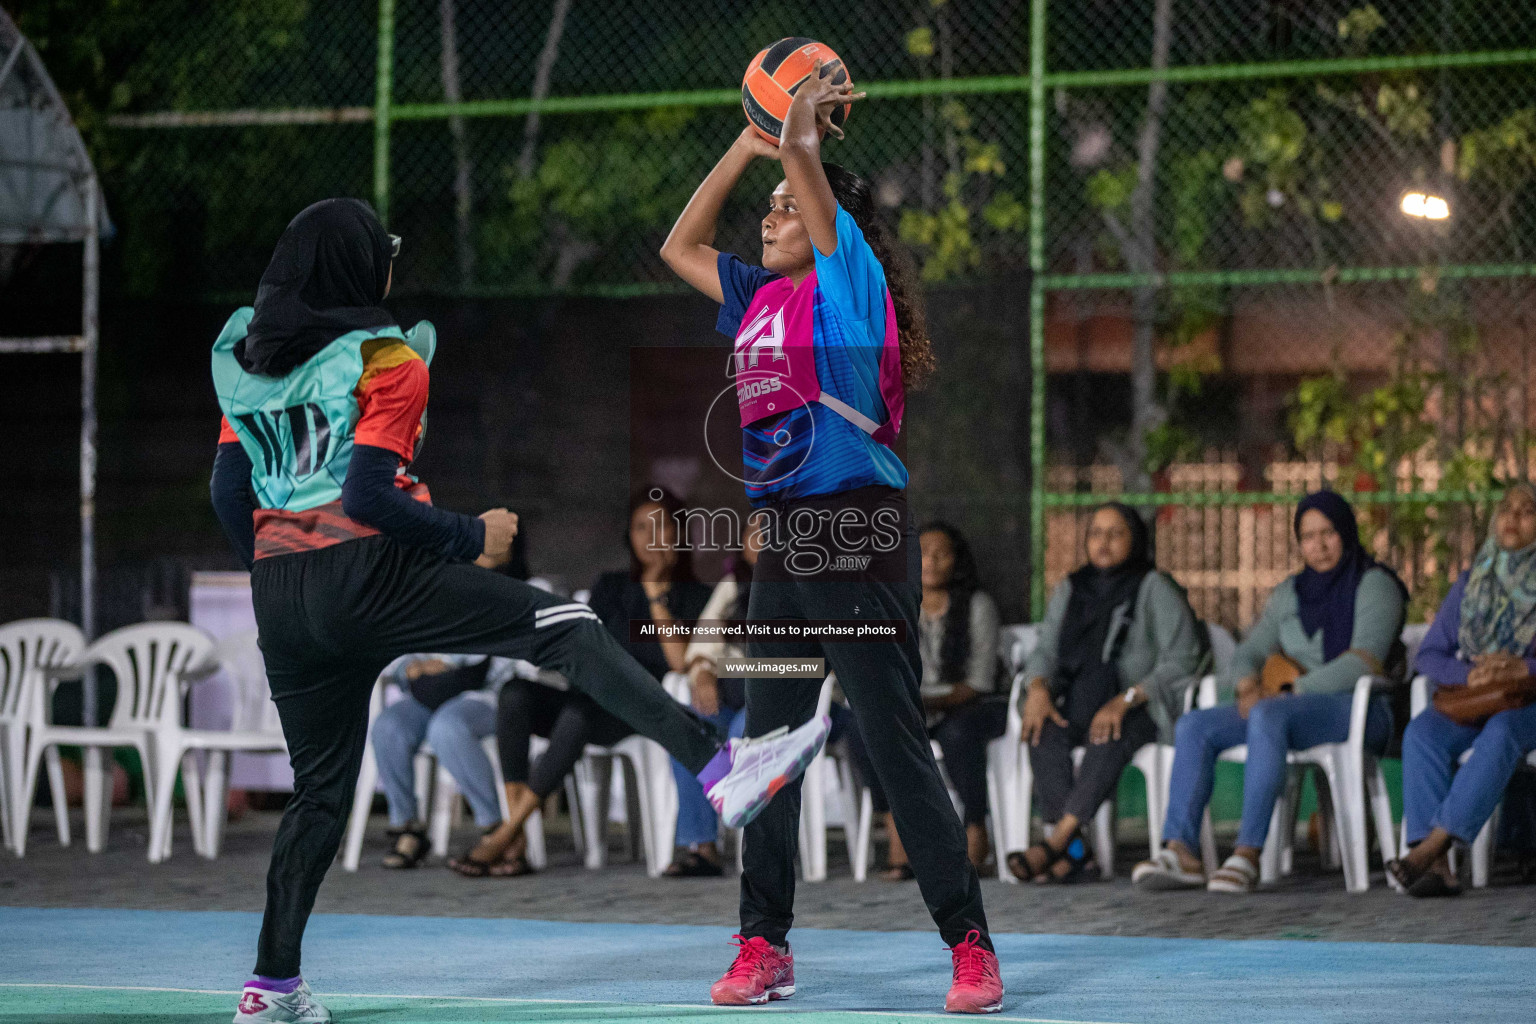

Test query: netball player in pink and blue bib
[662,63,1002,1014]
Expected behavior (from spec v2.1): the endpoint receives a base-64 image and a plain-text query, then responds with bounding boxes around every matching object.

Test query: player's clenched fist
[475,508,519,569]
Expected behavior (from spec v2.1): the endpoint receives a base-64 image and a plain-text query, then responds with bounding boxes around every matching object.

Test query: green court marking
[0,985,1134,1024]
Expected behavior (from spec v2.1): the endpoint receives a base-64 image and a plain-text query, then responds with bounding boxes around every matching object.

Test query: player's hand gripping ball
[742,38,852,145]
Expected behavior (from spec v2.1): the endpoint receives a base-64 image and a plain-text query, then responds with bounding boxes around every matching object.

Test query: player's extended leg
[368,553,720,771]
[345,543,826,836]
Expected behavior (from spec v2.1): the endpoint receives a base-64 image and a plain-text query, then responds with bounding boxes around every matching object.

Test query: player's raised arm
[660,128,779,302]
[777,60,865,257]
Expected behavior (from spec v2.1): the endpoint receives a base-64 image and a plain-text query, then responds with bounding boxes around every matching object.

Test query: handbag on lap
[1260,646,1395,699]
[1432,675,1536,727]
[1260,652,1305,697]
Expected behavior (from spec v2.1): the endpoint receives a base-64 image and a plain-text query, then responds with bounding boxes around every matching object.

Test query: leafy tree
[894,3,1026,283]
[480,106,701,290]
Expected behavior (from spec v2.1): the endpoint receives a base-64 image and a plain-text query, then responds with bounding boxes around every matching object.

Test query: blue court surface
[1,907,1531,1023]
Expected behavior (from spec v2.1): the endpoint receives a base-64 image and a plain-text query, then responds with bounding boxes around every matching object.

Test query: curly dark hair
[822,163,937,390]
[920,520,981,684]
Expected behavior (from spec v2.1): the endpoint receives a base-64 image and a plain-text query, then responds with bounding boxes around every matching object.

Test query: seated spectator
[846,521,1007,877]
[1133,490,1405,893]
[1008,502,1206,883]
[1390,483,1536,896]
[663,518,763,876]
[371,654,517,868]
[448,487,711,877]
[371,539,530,869]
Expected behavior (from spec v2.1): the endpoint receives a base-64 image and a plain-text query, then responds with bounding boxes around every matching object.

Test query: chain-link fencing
[45,0,1536,626]
[1032,0,1536,623]
[89,0,1034,298]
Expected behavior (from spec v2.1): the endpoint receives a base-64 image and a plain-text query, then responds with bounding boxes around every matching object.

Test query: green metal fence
[1028,0,1536,616]
[75,1,1536,618]
[93,2,1038,296]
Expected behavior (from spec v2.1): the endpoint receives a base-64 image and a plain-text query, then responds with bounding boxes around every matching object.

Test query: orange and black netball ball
[742,38,851,145]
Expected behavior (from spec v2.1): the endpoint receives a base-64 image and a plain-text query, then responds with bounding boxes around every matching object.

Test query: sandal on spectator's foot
[1132,848,1206,890]
[1409,870,1462,897]
[1387,858,1462,898]
[381,823,428,869]
[1206,854,1259,893]
[447,828,508,878]
[664,849,725,878]
[879,862,915,881]
[487,852,535,878]
[1385,857,1416,893]
[1040,835,1096,884]
[1006,846,1050,882]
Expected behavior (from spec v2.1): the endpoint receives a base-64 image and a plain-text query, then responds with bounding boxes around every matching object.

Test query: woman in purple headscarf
[1131,491,1407,893]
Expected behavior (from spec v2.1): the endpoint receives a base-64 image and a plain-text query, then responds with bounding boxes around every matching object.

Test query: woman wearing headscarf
[1132,490,1406,893]
[1007,503,1206,882]
[1390,483,1536,896]
[209,200,826,1024]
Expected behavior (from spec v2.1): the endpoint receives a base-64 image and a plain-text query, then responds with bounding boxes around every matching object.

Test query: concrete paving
[4,806,1534,948]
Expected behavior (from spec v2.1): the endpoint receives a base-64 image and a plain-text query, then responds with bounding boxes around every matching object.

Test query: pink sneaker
[945,930,1003,1014]
[709,935,795,1005]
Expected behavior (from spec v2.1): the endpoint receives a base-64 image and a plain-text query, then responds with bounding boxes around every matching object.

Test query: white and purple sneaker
[233,978,331,1023]
[702,716,831,829]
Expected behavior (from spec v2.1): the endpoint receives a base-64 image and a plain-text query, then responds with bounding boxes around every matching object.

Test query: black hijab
[237,198,396,377]
[1291,490,1402,661]
[1058,503,1156,708]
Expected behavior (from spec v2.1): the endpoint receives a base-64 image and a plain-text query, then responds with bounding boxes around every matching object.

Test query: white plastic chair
[790,675,840,881]
[981,625,1037,884]
[853,627,1033,882]
[17,622,216,858]
[346,671,579,871]
[151,630,288,861]
[0,619,87,852]
[1398,623,1430,676]
[988,626,1036,879]
[343,673,402,871]
[1132,623,1235,864]
[574,732,675,876]
[1198,671,1397,892]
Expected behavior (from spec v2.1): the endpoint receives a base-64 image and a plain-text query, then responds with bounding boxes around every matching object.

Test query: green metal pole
[1029,0,1047,619]
[1040,489,1499,507]
[374,0,395,224]
[382,48,1536,122]
[1039,262,1536,291]
[1044,47,1536,89]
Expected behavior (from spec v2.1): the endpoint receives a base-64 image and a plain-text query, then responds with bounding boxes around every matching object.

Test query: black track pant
[497,679,633,798]
[738,489,990,951]
[847,696,1008,826]
[249,536,719,977]
[1029,707,1157,825]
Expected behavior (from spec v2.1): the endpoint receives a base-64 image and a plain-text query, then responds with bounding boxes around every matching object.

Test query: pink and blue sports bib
[732,270,904,445]
[716,203,909,505]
